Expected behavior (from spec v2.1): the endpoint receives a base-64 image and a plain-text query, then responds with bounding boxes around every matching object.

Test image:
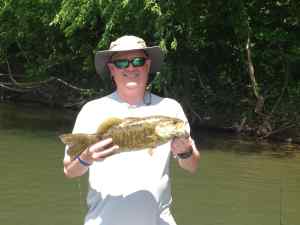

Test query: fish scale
[59,115,187,160]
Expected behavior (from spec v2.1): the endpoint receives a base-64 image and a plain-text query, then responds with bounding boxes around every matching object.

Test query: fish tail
[59,133,98,159]
[59,134,76,145]
[59,134,83,145]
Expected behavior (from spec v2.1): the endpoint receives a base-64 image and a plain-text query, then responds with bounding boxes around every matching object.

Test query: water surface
[0,103,299,225]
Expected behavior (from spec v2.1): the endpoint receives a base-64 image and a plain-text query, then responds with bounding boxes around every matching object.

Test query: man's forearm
[63,152,90,178]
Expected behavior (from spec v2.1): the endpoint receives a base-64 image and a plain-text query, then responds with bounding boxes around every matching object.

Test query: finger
[92,145,119,160]
[90,138,113,152]
[171,137,193,154]
[171,141,183,153]
[172,138,187,148]
[92,146,118,160]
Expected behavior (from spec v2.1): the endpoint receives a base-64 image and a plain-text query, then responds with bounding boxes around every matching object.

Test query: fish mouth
[183,131,189,138]
[175,130,189,139]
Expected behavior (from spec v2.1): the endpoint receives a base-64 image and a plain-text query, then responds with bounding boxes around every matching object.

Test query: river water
[0,103,299,225]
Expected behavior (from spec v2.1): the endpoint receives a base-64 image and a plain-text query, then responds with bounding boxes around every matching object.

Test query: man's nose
[126,63,136,71]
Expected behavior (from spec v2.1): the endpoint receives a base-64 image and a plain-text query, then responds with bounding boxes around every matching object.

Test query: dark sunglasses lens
[114,60,129,69]
[132,57,146,67]
[112,57,146,69]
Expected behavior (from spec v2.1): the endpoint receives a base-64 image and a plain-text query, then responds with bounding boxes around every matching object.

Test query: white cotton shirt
[66,92,190,225]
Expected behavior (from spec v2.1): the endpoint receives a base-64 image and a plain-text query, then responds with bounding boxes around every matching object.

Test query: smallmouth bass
[59,115,188,159]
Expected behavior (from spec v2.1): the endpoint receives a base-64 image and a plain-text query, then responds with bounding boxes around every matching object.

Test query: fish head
[155,117,188,141]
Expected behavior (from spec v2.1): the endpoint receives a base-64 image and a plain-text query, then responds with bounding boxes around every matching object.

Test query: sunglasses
[110,57,147,69]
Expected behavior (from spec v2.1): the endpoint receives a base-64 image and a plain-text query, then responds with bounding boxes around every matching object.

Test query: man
[63,35,200,225]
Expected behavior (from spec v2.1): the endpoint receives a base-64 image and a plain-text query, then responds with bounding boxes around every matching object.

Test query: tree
[1,0,299,140]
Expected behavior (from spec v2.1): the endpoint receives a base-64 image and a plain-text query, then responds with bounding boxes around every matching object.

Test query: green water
[0,103,299,225]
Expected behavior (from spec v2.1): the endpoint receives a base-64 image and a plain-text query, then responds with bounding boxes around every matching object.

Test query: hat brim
[94,46,164,76]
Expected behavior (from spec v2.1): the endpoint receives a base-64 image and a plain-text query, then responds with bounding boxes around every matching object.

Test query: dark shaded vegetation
[1,0,299,143]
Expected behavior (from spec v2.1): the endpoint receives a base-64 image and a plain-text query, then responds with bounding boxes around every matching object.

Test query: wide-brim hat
[95,35,164,75]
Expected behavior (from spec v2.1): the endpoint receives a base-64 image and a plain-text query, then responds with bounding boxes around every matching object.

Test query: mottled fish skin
[59,115,187,160]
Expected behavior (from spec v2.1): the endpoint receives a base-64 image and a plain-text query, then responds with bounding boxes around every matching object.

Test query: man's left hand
[171,136,193,155]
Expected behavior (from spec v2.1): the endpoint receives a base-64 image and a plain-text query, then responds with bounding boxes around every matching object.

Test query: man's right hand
[80,138,119,164]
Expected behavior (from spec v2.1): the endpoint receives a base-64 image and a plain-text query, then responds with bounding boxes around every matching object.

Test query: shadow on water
[0,102,76,133]
[193,128,300,159]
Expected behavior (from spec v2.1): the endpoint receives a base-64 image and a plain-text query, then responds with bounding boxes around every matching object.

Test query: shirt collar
[111,91,151,108]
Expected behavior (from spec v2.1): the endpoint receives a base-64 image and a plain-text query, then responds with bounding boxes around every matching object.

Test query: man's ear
[107,63,114,74]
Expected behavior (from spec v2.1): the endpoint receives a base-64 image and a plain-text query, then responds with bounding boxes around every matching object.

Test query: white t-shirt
[67,92,190,225]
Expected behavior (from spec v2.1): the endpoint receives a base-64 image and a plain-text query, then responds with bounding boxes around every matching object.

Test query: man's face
[107,50,151,94]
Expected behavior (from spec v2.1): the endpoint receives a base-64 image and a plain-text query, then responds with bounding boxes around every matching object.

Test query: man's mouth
[125,81,138,88]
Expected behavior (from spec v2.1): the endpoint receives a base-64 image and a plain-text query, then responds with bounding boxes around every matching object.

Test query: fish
[59,115,188,160]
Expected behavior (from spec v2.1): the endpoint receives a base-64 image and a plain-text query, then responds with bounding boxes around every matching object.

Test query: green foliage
[1,0,299,131]
[51,0,99,37]
[0,0,68,79]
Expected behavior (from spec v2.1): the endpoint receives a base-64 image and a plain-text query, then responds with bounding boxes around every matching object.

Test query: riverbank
[1,97,299,147]
[190,111,300,146]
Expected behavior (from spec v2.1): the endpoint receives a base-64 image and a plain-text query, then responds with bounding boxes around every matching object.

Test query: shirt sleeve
[167,98,191,135]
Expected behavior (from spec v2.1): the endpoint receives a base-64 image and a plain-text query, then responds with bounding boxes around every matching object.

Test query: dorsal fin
[97,117,123,135]
[124,117,140,120]
[118,117,140,126]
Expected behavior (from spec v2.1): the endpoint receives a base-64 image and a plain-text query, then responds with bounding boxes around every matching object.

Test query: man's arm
[171,137,200,173]
[63,138,119,178]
